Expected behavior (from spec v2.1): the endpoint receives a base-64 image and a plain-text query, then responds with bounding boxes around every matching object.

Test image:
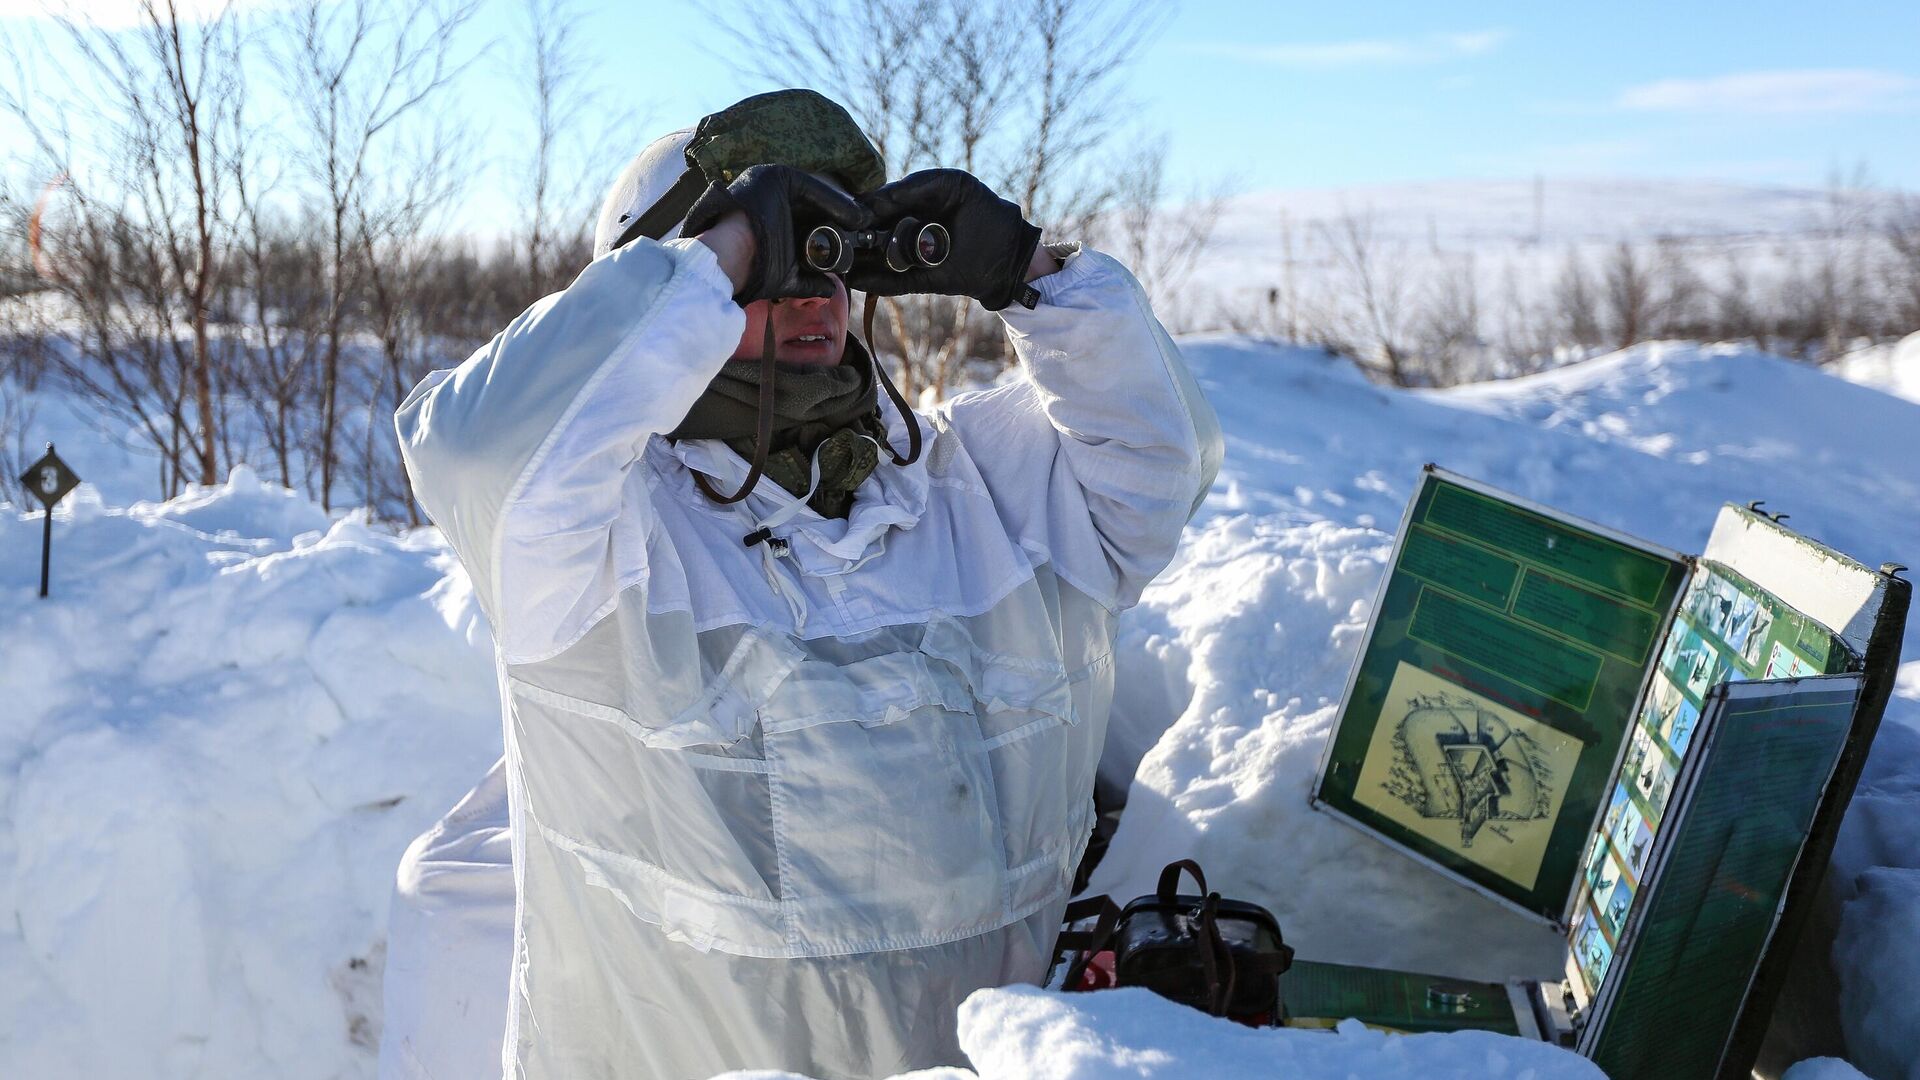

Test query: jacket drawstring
[744,441,831,632]
[758,541,807,632]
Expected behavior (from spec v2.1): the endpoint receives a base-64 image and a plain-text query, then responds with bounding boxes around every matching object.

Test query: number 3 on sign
[19,444,82,598]
[20,445,80,509]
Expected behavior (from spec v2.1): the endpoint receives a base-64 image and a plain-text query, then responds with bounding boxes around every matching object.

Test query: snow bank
[957,985,1600,1079]
[1835,331,1920,406]
[1831,860,1920,1077]
[0,469,500,1078]
[714,985,1601,1080]
[4,335,1918,1079]
[1781,1059,1873,1080]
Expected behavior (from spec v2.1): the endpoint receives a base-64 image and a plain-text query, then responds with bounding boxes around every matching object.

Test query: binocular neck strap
[862,293,923,468]
[692,313,777,507]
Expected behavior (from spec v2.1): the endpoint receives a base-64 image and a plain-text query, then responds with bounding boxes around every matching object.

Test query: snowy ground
[2,335,1917,1078]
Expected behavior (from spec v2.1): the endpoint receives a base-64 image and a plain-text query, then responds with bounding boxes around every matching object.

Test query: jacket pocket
[511,611,804,749]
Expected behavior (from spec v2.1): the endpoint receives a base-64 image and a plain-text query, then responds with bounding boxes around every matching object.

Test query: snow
[1835,332,1920,406]
[4,334,1919,1078]
[0,471,500,1077]
[1782,1060,1873,1080]
[711,986,1601,1080]
[954,986,1600,1080]
[1832,867,1920,1078]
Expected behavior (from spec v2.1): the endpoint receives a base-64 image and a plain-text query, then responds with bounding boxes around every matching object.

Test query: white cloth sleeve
[938,245,1223,612]
[395,237,744,661]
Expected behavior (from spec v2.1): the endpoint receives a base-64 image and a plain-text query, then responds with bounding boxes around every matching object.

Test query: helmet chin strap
[690,292,924,510]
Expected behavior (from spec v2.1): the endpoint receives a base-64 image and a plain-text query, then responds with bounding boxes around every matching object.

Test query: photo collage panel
[1566,565,1787,1001]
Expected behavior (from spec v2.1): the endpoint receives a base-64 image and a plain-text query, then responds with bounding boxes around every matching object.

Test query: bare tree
[1,2,252,495]
[0,186,50,505]
[512,0,622,297]
[2,1,247,491]
[225,119,328,493]
[1011,0,1164,229]
[278,0,477,511]
[354,125,470,523]
[1097,134,1231,327]
[1492,256,1551,375]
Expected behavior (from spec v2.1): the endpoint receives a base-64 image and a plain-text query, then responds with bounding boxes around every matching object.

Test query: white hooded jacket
[391,233,1221,1079]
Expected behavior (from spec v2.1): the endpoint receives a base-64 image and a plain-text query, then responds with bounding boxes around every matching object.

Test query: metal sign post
[20,443,81,599]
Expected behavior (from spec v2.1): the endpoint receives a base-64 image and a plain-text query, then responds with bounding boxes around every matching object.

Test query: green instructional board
[1314,469,1690,924]
[1563,561,1852,1003]
[1304,484,1902,1078]
[1581,676,1864,1077]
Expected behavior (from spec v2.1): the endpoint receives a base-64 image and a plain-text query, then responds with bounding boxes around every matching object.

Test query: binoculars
[804,218,950,275]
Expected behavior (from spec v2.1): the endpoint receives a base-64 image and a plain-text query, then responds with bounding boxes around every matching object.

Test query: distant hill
[1145,176,1909,374]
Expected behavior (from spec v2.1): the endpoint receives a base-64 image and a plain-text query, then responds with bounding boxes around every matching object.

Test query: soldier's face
[731,274,850,367]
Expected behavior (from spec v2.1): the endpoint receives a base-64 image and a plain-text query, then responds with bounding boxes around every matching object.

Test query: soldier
[382,89,1220,1079]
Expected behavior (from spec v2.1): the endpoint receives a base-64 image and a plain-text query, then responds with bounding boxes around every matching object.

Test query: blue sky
[501,0,1920,195]
[1145,0,1920,189]
[5,0,1918,217]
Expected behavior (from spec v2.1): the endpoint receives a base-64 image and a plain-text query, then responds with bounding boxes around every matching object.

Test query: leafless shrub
[1880,194,1920,334]
[1204,168,1916,388]
[1601,240,1653,350]
[1312,210,1416,385]
[1415,252,1483,384]
[1551,247,1603,349]
[1492,257,1552,376]
[1711,248,1767,352]
[1650,237,1710,340]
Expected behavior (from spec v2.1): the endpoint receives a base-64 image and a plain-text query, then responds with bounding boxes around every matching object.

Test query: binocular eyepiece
[805,218,950,275]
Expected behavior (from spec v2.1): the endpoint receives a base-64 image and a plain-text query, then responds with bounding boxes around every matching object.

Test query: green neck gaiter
[669,338,886,519]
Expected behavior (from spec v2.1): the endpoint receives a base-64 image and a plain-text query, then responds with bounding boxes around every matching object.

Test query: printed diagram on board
[1356,662,1585,889]
[1381,690,1556,848]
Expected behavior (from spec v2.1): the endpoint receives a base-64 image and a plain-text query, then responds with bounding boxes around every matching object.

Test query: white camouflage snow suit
[391,233,1221,1078]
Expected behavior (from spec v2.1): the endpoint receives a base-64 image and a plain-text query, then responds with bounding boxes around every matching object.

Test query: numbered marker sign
[20,447,80,509]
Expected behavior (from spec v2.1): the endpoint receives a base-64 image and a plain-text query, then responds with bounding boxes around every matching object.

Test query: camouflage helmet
[594,89,886,259]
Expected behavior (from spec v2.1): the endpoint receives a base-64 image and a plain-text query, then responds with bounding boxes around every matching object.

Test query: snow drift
[0,469,501,1077]
[2,337,1917,1078]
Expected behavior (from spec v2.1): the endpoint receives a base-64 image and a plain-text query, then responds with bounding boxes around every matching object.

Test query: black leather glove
[845,169,1042,311]
[683,164,872,304]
